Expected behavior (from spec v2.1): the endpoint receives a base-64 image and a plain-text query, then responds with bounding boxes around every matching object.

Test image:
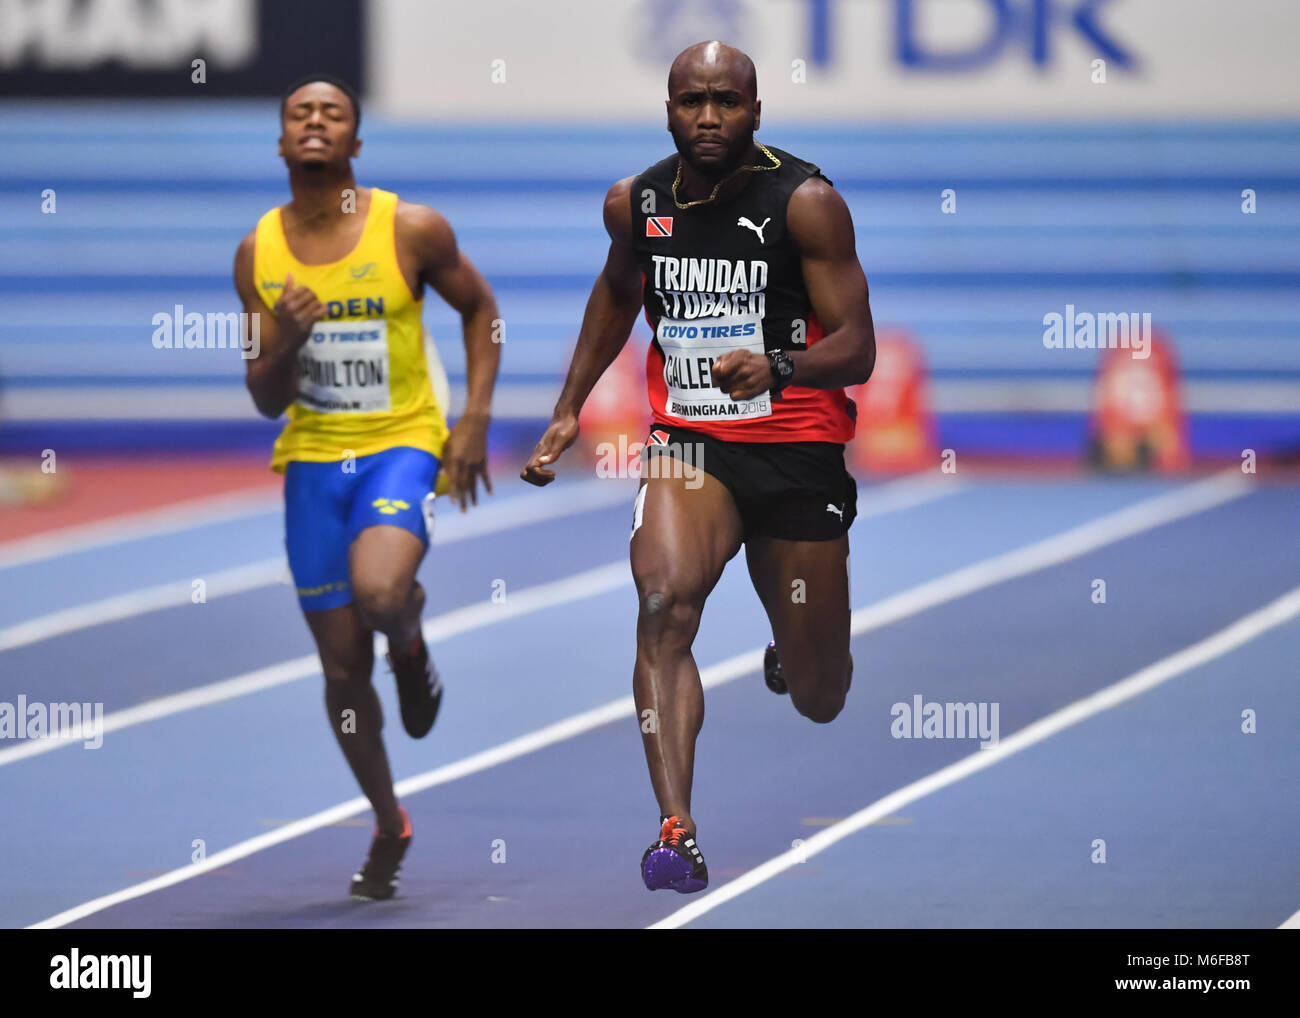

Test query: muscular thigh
[347,445,436,599]
[349,525,425,602]
[630,455,744,604]
[745,533,851,665]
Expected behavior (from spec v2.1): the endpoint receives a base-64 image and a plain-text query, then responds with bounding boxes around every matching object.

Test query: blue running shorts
[284,446,439,612]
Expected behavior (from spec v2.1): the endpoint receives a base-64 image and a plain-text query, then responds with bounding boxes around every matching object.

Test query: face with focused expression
[666,42,760,178]
[278,81,361,172]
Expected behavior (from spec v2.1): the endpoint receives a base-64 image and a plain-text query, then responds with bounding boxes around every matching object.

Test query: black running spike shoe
[764,641,787,695]
[386,634,443,739]
[350,807,412,901]
[641,815,708,893]
[765,643,855,696]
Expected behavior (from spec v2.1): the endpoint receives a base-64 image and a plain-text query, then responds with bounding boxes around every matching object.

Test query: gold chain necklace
[671,141,781,209]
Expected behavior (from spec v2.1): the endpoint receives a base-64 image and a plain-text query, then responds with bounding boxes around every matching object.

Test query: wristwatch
[766,349,795,395]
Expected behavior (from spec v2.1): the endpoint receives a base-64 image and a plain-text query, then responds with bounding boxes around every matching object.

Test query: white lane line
[426,476,636,543]
[0,478,639,651]
[0,474,631,574]
[25,689,639,930]
[652,581,1300,929]
[0,561,633,771]
[0,487,281,570]
[26,472,1244,928]
[0,473,959,652]
[0,560,289,654]
[2,475,962,754]
[837,470,964,518]
[846,469,1250,636]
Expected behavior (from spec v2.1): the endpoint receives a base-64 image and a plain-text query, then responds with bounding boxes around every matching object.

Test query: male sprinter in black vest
[521,42,876,893]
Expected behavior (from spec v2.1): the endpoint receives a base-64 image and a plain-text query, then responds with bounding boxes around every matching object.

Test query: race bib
[295,319,391,414]
[657,312,771,422]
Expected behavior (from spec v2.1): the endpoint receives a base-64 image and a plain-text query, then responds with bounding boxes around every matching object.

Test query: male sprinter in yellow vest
[234,75,500,900]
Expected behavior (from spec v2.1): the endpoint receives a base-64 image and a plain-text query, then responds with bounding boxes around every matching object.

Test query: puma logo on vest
[737,216,771,244]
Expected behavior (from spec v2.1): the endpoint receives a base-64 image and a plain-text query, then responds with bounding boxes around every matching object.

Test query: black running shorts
[639,424,858,542]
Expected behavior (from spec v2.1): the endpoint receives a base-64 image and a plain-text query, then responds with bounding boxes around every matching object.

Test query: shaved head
[668,41,757,102]
[664,40,762,183]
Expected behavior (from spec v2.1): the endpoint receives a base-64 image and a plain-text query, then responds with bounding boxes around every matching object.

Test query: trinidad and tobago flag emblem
[645,217,673,238]
[649,429,670,446]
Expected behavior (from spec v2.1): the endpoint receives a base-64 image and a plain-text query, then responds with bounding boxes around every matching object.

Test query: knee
[351,575,409,629]
[319,645,375,689]
[322,670,372,695]
[790,662,851,725]
[796,695,845,725]
[637,584,704,645]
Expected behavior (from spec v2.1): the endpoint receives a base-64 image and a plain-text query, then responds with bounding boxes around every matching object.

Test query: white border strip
[652,582,1300,929]
[25,471,1246,928]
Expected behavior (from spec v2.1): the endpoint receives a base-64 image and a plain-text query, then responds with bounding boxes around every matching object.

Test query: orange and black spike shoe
[641,815,708,893]
[350,807,413,901]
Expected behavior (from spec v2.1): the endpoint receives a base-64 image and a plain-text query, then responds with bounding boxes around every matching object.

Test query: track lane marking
[24,471,1246,928]
[653,580,1300,929]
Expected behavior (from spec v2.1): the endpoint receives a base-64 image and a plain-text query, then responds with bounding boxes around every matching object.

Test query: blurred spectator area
[2,106,1298,460]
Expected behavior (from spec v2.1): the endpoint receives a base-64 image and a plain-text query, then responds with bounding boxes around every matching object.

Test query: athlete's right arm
[520,177,644,486]
[234,231,326,419]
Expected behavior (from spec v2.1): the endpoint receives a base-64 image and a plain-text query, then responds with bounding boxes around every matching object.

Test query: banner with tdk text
[0,0,364,97]
[369,0,1299,121]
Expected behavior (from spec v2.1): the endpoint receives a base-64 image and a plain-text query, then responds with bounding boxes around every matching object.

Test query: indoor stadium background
[1,0,1297,933]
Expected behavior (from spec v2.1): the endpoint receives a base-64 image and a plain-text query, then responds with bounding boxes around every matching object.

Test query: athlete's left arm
[713,177,875,401]
[785,176,875,388]
[397,201,501,512]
